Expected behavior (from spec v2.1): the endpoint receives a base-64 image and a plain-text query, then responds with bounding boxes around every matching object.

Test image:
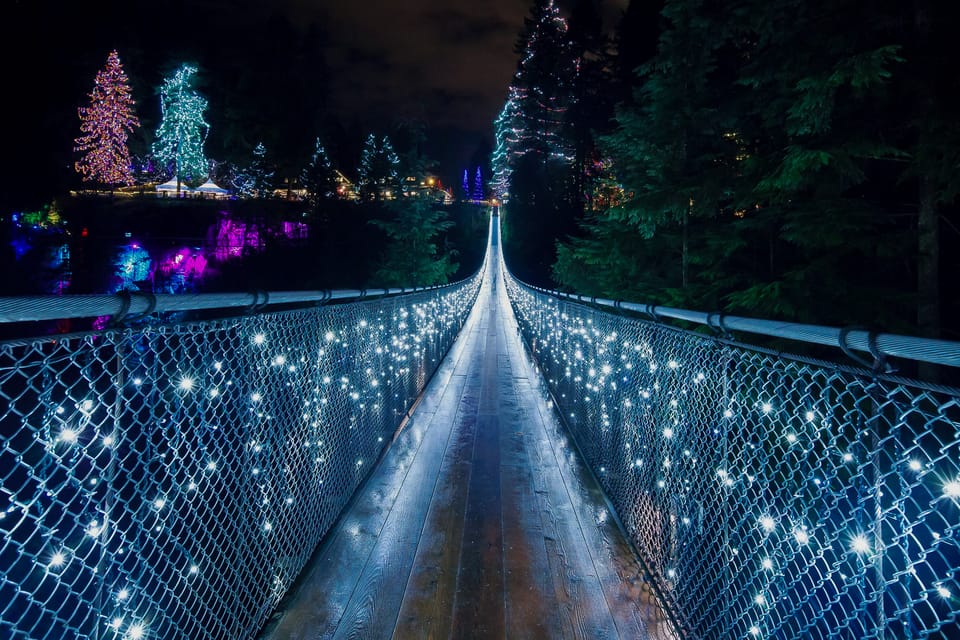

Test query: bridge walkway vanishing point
[259,223,674,639]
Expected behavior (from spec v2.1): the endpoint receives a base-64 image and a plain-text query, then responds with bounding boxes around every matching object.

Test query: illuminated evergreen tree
[300,137,337,212]
[74,50,140,187]
[511,0,575,163]
[357,134,400,200]
[234,142,274,198]
[462,169,470,200]
[473,167,484,201]
[152,64,209,191]
[490,90,521,200]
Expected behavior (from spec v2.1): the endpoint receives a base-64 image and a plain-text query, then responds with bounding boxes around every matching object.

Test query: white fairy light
[759,516,776,533]
[850,534,870,554]
[943,479,960,498]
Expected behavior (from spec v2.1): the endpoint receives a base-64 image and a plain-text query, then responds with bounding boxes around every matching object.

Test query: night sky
[3,0,626,209]
[282,0,625,131]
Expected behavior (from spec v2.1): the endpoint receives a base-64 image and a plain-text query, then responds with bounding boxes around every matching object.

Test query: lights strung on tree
[152,64,210,188]
[74,50,140,186]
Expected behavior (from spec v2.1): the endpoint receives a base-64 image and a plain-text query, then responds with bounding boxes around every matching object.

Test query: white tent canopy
[194,179,229,195]
[156,177,186,192]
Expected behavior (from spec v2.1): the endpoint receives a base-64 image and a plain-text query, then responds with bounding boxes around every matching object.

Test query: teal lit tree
[357,134,400,201]
[74,50,140,187]
[152,64,209,192]
[490,90,521,200]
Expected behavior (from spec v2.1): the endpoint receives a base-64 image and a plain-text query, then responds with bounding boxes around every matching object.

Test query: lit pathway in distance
[259,219,674,640]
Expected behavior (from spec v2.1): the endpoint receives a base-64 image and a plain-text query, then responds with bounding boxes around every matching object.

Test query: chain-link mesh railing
[0,273,481,639]
[505,274,960,639]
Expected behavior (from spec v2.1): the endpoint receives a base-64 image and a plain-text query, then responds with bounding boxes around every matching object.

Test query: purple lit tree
[472,166,483,201]
[74,50,141,187]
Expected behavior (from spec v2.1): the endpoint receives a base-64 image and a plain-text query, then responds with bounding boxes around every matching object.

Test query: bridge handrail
[501,237,960,638]
[0,277,479,325]
[518,283,960,369]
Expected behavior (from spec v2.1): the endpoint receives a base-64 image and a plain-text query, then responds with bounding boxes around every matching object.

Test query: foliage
[553,0,951,338]
[368,199,458,287]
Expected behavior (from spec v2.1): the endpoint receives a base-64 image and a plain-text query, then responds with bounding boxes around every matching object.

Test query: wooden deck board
[261,223,674,640]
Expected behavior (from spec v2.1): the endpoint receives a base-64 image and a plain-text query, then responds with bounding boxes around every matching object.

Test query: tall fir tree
[357,134,400,201]
[490,90,521,200]
[74,50,141,187]
[369,198,458,287]
[556,0,922,333]
[498,0,582,284]
[511,0,575,163]
[300,137,337,214]
[473,166,484,201]
[235,141,274,198]
[152,64,209,191]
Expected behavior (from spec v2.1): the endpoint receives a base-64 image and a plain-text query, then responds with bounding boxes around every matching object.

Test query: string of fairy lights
[490,0,575,202]
[503,268,960,639]
[74,50,141,186]
[0,278,482,639]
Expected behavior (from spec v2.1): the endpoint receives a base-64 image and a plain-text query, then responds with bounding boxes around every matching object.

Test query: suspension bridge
[1,214,958,639]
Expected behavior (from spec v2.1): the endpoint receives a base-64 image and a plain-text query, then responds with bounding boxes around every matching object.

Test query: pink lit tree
[74,50,141,186]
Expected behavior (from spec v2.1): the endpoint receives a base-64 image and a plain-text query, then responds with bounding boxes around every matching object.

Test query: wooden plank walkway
[258,223,675,640]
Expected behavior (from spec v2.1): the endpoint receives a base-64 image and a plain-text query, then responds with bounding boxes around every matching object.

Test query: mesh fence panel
[505,277,960,639]
[0,275,480,640]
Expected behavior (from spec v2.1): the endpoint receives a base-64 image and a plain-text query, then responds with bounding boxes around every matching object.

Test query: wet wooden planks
[260,233,674,640]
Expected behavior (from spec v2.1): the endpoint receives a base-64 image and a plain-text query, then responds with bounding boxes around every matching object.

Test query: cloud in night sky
[283,0,628,139]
